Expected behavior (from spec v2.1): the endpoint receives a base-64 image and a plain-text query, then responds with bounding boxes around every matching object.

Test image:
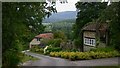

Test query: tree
[99,2,120,51]
[2,2,56,67]
[53,30,67,41]
[73,2,107,51]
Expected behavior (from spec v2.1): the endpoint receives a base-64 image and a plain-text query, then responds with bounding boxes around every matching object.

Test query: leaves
[2,2,56,66]
[73,2,108,51]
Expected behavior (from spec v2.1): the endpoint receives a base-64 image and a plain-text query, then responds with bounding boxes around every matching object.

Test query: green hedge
[45,47,62,55]
[50,51,120,61]
[90,47,115,52]
[30,47,44,54]
[30,45,62,55]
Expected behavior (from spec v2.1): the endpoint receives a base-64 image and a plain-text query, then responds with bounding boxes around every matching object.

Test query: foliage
[100,2,120,52]
[47,39,62,47]
[51,20,74,39]
[40,38,62,47]
[40,38,52,47]
[74,2,107,38]
[30,45,62,55]
[53,30,67,41]
[30,46,44,54]
[90,47,116,52]
[19,53,39,64]
[63,49,79,52]
[73,2,120,52]
[73,2,107,51]
[73,38,82,51]
[2,2,56,67]
[2,51,20,67]
[50,51,120,61]
[47,47,62,52]
[45,46,62,55]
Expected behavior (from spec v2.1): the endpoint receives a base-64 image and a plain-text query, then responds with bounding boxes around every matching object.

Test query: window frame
[84,37,96,46]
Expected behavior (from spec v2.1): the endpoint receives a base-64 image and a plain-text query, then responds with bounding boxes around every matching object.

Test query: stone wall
[83,31,96,38]
[83,31,96,51]
[83,45,95,52]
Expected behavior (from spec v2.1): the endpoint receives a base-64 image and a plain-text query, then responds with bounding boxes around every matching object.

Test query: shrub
[68,52,77,61]
[38,48,44,54]
[90,47,115,52]
[64,49,79,52]
[30,45,40,52]
[44,46,62,55]
[30,46,44,54]
[49,51,120,61]
[47,39,62,47]
[30,47,36,52]
[60,52,69,59]
[3,51,20,66]
[50,52,55,57]
[47,47,62,52]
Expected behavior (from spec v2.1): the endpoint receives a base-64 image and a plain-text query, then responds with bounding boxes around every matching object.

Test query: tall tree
[2,2,56,67]
[99,2,120,51]
[73,2,107,51]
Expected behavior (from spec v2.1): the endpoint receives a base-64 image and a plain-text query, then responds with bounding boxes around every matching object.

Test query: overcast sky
[55,0,79,12]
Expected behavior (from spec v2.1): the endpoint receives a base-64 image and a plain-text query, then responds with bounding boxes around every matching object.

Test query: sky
[55,0,79,12]
[46,0,112,12]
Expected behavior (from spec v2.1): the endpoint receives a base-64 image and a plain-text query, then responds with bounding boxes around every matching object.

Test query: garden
[30,30,120,61]
[30,45,120,61]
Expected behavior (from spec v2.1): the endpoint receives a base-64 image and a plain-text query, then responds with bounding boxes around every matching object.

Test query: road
[23,52,119,66]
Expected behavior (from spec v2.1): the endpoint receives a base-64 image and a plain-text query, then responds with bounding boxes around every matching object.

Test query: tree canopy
[2,2,56,67]
[73,2,120,52]
[73,2,107,51]
[99,2,120,51]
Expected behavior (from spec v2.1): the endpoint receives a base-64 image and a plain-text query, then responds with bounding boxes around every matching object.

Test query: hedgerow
[50,51,120,61]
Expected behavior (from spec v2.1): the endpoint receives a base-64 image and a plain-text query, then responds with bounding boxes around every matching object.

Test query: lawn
[18,53,39,66]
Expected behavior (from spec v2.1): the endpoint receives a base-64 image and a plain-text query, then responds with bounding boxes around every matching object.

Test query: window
[37,38,40,41]
[84,37,95,46]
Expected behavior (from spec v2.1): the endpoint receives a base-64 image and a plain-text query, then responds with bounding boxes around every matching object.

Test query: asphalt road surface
[23,52,119,66]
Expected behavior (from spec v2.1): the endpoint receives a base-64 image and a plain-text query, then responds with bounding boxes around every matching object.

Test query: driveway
[23,52,119,66]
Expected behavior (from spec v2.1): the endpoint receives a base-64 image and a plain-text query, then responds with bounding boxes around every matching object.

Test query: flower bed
[50,51,120,61]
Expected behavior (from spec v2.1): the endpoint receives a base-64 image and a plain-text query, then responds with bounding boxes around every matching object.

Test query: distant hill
[42,11,77,23]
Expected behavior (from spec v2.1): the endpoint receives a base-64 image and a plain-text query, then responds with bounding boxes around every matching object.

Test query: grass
[19,53,39,64]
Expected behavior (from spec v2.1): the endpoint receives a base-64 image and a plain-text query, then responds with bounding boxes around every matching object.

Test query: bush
[47,47,61,52]
[3,51,20,67]
[68,52,77,61]
[90,47,115,52]
[49,51,120,61]
[30,46,44,54]
[45,46,62,55]
[63,49,79,52]
[30,45,40,52]
[47,39,62,47]
[60,52,69,59]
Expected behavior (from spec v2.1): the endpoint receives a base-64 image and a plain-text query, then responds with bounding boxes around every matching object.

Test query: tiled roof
[82,22,108,31]
[35,33,53,39]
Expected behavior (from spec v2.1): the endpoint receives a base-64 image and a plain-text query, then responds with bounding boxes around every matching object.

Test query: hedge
[50,51,120,61]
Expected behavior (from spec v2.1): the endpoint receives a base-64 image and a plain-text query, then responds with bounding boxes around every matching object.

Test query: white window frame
[84,37,95,46]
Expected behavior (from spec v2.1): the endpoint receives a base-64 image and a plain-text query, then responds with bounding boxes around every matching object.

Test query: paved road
[23,52,119,66]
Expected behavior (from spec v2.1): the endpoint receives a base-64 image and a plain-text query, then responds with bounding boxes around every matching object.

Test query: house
[82,22,109,51]
[29,33,53,48]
